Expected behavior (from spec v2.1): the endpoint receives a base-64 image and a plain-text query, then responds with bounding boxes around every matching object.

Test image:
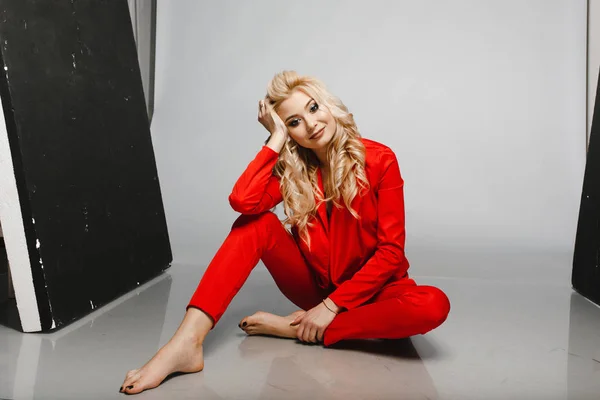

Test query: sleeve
[228,145,284,214]
[327,149,408,310]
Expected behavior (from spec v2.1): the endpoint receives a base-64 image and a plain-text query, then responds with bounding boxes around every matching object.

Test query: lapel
[316,168,329,236]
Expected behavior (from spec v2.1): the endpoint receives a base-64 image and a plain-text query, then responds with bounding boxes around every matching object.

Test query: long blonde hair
[266,71,370,246]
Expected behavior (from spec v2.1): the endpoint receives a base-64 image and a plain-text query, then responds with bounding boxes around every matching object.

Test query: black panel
[0,0,172,330]
[572,68,600,305]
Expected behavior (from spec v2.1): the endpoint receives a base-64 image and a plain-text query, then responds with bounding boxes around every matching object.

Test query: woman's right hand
[258,98,287,138]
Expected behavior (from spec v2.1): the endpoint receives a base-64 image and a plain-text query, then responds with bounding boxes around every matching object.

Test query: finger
[290,314,304,326]
[297,324,306,342]
[263,96,272,108]
[303,324,315,343]
[302,327,310,343]
[317,328,324,343]
[308,326,318,344]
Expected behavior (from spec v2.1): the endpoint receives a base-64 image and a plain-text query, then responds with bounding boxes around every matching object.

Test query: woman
[119,71,450,395]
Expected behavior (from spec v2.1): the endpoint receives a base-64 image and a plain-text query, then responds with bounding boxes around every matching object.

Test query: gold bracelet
[322,300,338,314]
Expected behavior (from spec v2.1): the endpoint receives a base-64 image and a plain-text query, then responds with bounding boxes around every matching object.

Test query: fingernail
[242,321,247,327]
[127,385,133,390]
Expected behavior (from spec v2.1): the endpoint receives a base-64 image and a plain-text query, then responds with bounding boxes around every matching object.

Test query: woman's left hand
[290,301,338,344]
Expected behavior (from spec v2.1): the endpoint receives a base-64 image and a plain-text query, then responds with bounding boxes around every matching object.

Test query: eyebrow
[284,98,314,123]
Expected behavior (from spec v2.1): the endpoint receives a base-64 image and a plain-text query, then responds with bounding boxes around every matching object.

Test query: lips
[310,127,325,139]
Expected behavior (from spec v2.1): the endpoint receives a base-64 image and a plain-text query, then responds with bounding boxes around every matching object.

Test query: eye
[289,119,300,127]
[310,102,319,112]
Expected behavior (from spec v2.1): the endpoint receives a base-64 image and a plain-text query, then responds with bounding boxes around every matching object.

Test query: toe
[126,382,145,395]
[246,313,262,325]
[126,375,162,395]
[122,372,141,393]
[126,369,139,378]
[122,369,138,387]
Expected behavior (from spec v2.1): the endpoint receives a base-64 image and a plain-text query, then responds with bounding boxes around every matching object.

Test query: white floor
[1,249,599,399]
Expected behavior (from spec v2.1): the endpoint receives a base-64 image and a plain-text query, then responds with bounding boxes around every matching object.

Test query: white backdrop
[150,0,587,267]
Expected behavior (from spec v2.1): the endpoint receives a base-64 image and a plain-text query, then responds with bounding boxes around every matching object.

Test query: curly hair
[265,71,370,247]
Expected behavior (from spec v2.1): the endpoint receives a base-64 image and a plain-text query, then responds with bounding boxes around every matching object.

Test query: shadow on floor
[235,334,440,399]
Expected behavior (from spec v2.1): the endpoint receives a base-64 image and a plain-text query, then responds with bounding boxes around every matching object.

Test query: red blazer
[229,138,412,310]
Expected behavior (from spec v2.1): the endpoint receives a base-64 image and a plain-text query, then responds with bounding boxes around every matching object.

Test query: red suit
[188,138,450,346]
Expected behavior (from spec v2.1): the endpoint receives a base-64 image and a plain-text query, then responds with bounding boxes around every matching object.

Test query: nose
[306,116,318,132]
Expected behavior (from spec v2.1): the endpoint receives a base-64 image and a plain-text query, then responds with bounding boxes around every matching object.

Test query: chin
[306,136,330,151]
[319,129,335,146]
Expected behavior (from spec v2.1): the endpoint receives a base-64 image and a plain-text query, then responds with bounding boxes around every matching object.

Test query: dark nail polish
[127,385,133,390]
[119,387,123,392]
[242,321,247,327]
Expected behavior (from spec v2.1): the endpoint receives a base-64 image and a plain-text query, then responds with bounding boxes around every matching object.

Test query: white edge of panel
[0,87,42,332]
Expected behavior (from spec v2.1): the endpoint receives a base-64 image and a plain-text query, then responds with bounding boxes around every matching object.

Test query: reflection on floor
[1,249,599,399]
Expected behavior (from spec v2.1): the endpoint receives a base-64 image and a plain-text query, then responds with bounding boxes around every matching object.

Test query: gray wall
[150,0,587,268]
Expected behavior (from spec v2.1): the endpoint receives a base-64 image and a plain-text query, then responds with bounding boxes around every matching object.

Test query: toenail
[127,385,133,390]
[119,387,123,392]
[242,321,247,327]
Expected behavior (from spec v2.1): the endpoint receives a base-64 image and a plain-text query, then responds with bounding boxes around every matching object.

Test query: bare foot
[120,335,204,395]
[120,308,211,395]
[239,310,304,339]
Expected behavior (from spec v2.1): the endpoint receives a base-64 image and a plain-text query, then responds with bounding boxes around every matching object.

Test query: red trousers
[188,212,450,347]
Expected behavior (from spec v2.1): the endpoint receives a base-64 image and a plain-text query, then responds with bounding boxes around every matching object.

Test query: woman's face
[276,90,336,151]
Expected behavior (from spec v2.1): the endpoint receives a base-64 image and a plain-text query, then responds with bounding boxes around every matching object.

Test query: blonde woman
[120,71,450,395]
